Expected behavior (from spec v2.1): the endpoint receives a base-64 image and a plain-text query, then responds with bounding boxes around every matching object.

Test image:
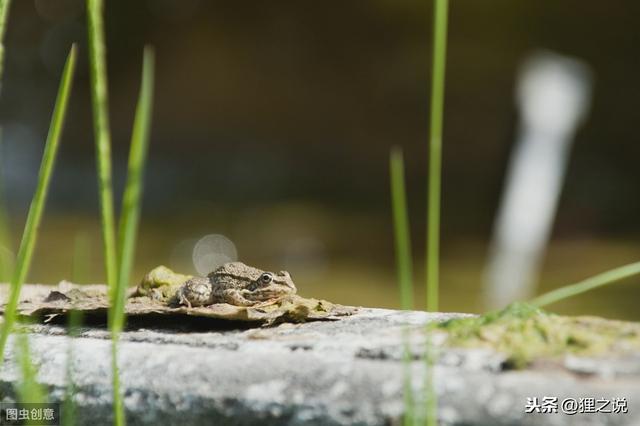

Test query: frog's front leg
[214,288,257,306]
[176,287,191,308]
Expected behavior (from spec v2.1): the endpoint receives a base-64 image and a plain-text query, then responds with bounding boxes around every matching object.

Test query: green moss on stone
[436,303,640,368]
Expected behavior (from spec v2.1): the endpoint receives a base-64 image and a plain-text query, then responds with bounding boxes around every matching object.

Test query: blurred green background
[1,0,639,319]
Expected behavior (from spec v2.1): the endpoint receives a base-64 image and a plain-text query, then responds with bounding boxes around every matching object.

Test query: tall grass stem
[63,308,83,426]
[426,0,449,313]
[86,2,123,422]
[86,0,118,301]
[16,331,45,404]
[0,0,12,88]
[0,136,13,281]
[424,2,449,424]
[113,46,154,333]
[390,147,416,425]
[0,0,13,280]
[530,261,640,308]
[390,147,414,311]
[0,45,76,362]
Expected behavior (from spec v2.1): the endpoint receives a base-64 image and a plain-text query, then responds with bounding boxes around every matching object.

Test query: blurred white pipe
[484,51,593,309]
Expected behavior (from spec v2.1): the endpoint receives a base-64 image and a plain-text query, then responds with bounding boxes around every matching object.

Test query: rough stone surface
[1,297,639,425]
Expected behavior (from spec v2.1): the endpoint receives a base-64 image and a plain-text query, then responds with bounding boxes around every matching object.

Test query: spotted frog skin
[176,262,297,308]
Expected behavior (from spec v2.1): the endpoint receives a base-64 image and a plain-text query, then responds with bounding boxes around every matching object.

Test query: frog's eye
[260,272,274,284]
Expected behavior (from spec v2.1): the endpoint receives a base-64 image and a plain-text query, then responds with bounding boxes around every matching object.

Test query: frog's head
[247,269,297,302]
[211,262,297,303]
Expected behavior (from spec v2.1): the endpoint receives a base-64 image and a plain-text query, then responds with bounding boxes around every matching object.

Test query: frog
[175,262,297,308]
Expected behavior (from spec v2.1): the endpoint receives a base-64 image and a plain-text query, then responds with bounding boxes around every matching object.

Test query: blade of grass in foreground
[107,47,155,426]
[530,261,640,308]
[0,136,13,281]
[390,147,415,426]
[86,0,118,303]
[0,0,12,87]
[426,0,449,314]
[0,0,13,280]
[16,330,45,403]
[0,45,76,362]
[64,232,87,426]
[391,147,414,312]
[86,1,122,422]
[63,308,83,426]
[114,46,155,333]
[424,2,449,424]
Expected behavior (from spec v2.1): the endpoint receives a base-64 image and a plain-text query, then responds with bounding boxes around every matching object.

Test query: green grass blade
[424,333,437,426]
[16,331,45,404]
[86,0,118,299]
[0,0,13,280]
[0,135,13,281]
[390,147,415,425]
[65,240,85,425]
[86,1,122,420]
[390,147,414,311]
[63,308,83,426]
[424,3,449,424]
[401,328,414,426]
[426,0,449,314]
[530,261,640,308]
[109,337,123,426]
[106,46,154,426]
[0,0,12,88]
[0,45,76,362]
[114,46,155,333]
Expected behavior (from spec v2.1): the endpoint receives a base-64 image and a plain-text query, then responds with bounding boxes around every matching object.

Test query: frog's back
[208,262,262,282]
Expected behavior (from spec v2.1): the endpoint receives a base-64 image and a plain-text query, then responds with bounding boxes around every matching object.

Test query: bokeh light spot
[192,234,238,276]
